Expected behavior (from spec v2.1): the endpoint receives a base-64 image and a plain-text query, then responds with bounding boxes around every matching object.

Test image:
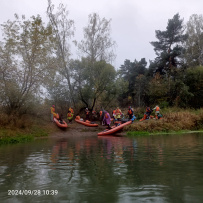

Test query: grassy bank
[0,126,49,145]
[0,113,52,145]
[125,108,203,135]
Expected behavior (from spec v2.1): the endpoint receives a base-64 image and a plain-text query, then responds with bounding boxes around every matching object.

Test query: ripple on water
[118,185,169,203]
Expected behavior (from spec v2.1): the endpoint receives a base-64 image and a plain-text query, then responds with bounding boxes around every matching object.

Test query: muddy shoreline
[49,121,126,138]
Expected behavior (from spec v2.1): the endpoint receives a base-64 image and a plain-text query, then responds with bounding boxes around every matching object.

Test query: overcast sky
[1,0,203,69]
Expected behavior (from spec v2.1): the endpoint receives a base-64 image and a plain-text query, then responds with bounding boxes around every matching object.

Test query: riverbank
[0,108,203,144]
[124,109,203,135]
[0,125,50,145]
[0,119,105,145]
[126,129,203,137]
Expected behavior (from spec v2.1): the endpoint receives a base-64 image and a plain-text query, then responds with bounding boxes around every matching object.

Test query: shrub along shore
[125,108,203,135]
[0,113,52,145]
[0,108,203,145]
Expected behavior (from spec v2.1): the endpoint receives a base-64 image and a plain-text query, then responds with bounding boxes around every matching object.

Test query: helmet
[52,105,55,107]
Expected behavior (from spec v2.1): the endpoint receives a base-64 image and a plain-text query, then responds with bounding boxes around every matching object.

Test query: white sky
[1,0,203,69]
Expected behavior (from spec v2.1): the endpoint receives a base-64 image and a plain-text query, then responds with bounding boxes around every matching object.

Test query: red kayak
[54,118,68,128]
[98,120,132,136]
[75,119,98,127]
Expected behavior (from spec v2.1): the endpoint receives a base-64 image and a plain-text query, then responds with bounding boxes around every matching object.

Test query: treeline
[0,0,203,119]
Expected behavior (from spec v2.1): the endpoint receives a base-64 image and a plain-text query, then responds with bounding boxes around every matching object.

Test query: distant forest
[0,0,203,117]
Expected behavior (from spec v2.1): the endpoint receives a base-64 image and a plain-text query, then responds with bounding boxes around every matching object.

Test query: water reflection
[0,133,203,202]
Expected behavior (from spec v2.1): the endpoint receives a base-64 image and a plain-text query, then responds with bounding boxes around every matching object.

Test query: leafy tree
[76,13,116,63]
[147,73,169,106]
[0,14,54,114]
[114,77,129,107]
[184,14,203,67]
[47,0,75,106]
[169,80,193,107]
[134,74,148,107]
[47,74,70,113]
[184,66,203,108]
[71,13,116,110]
[70,59,116,110]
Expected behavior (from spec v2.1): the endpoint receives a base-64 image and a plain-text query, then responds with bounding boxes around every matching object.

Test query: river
[0,132,203,203]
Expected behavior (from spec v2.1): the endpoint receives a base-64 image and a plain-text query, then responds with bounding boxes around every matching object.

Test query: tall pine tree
[149,13,187,78]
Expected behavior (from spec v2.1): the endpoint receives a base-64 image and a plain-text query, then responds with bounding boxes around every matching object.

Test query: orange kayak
[98,120,132,136]
[54,118,68,128]
[75,119,98,127]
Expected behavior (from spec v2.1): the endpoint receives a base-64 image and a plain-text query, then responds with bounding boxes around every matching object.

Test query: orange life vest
[146,107,151,112]
[156,106,160,111]
[69,108,74,114]
[76,115,80,120]
[105,113,109,118]
[128,109,132,115]
[67,113,72,117]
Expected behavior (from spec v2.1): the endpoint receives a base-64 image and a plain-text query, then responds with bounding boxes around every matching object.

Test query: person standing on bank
[102,110,112,129]
[50,105,55,122]
[128,106,134,120]
[85,108,90,121]
[153,105,160,119]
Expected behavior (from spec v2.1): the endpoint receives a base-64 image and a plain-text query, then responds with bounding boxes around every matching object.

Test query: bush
[125,109,203,133]
[0,113,32,129]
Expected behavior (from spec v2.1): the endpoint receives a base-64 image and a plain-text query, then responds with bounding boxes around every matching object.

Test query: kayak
[98,120,132,136]
[54,118,68,128]
[75,119,98,127]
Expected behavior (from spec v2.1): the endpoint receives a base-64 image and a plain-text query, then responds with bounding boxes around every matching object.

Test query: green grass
[0,134,34,145]
[29,126,49,137]
[0,126,49,145]
[126,129,203,137]
[126,131,150,136]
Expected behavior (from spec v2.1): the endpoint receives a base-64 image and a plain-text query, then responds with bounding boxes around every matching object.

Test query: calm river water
[0,132,203,203]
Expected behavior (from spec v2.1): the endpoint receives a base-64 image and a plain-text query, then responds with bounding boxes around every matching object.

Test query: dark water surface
[0,133,203,203]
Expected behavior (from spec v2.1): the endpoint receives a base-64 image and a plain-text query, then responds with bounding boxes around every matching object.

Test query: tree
[70,59,116,110]
[47,74,70,112]
[134,74,148,107]
[118,58,147,105]
[77,13,116,64]
[47,0,75,106]
[184,14,203,67]
[169,80,193,107]
[72,12,116,110]
[147,73,169,106]
[149,13,187,78]
[0,14,54,114]
[184,66,203,108]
